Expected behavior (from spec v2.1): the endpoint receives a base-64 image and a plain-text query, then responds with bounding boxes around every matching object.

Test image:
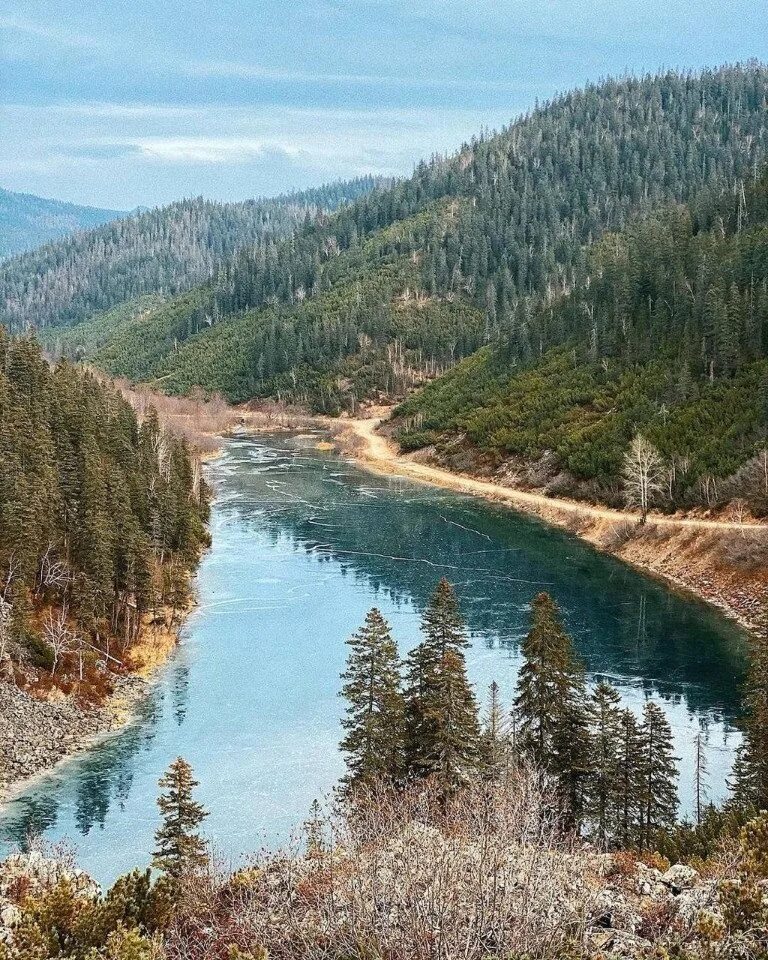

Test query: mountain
[393,169,768,511]
[0,176,380,333]
[0,187,122,259]
[25,64,766,420]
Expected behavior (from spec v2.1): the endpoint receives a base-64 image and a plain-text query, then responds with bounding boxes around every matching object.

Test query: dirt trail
[346,416,762,532]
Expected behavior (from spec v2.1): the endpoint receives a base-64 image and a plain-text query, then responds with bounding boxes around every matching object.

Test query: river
[0,434,748,884]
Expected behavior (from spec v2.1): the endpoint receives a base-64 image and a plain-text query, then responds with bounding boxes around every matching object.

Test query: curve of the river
[0,435,748,884]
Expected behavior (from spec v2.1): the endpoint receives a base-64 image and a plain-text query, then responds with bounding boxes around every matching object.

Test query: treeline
[342,578,768,852]
[340,579,683,847]
[0,177,380,335]
[396,168,768,509]
[0,332,209,685]
[33,65,768,414]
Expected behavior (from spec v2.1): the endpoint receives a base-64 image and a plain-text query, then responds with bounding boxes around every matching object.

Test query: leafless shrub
[716,529,768,571]
[602,520,637,551]
[164,766,592,960]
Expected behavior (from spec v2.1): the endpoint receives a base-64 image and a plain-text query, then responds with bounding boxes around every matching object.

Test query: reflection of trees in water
[221,440,747,720]
[172,663,190,726]
[1,686,166,851]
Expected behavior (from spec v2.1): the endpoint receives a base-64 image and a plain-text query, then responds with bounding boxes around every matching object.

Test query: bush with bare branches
[164,766,591,960]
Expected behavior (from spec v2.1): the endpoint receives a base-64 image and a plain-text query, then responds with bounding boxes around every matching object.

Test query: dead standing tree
[622,434,665,523]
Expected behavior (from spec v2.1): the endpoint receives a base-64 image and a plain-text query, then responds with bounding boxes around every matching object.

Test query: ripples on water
[0,435,748,883]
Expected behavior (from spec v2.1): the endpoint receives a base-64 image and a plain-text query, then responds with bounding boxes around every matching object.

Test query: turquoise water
[0,435,748,884]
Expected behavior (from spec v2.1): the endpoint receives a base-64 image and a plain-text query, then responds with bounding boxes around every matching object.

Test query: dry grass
[165,767,593,960]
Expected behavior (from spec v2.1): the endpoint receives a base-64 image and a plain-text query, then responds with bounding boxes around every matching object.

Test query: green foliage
[0,869,171,959]
[0,177,380,334]
[0,332,209,673]
[340,608,405,786]
[13,66,766,420]
[404,579,481,788]
[732,628,768,809]
[398,169,768,508]
[153,758,209,881]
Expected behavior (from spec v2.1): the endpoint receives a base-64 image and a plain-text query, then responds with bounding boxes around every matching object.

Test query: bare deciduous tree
[622,434,665,523]
[44,607,75,676]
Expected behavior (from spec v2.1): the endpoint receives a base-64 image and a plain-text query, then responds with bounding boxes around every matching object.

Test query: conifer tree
[339,608,404,786]
[404,579,480,786]
[616,708,643,847]
[153,757,208,881]
[514,592,590,822]
[638,702,679,846]
[732,629,768,810]
[586,681,624,843]
[480,680,510,778]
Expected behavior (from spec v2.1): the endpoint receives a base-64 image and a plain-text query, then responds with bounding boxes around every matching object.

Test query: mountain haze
[0,187,122,259]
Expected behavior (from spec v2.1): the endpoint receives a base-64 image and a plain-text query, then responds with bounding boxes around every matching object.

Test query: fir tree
[404,579,480,786]
[480,680,510,778]
[616,708,643,848]
[339,608,404,786]
[639,702,679,846]
[732,629,768,810]
[514,592,590,823]
[153,757,208,880]
[586,681,624,843]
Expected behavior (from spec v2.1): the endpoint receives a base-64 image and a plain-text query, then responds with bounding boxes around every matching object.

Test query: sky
[1,1,766,210]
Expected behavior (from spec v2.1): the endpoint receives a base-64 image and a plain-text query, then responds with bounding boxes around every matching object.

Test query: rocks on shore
[0,676,147,798]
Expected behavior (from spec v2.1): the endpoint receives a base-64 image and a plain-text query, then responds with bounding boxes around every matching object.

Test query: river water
[0,435,748,884]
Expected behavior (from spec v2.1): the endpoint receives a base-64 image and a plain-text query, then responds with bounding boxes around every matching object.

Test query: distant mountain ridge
[0,187,123,259]
[0,176,381,333]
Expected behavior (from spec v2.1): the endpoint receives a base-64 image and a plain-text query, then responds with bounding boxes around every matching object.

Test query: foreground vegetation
[3,580,768,958]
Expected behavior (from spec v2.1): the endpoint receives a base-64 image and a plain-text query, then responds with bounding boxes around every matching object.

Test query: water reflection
[0,435,748,884]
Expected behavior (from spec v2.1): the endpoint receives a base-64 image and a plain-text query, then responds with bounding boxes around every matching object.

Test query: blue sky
[1,0,766,209]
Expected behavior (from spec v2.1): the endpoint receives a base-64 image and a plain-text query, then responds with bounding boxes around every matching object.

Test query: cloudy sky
[1,0,766,210]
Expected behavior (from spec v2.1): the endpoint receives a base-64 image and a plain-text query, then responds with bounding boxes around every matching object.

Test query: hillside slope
[48,65,768,415]
[0,187,121,259]
[0,177,379,334]
[393,169,768,512]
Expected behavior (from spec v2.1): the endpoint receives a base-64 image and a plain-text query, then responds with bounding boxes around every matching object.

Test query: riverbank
[331,413,768,634]
[0,605,195,806]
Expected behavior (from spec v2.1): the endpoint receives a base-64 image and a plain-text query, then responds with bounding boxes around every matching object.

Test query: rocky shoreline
[0,675,148,805]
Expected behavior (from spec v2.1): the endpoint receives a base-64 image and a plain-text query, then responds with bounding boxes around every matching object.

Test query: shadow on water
[0,434,748,883]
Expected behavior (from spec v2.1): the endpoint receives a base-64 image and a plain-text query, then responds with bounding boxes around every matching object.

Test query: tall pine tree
[153,757,208,881]
[339,608,404,786]
[638,701,679,846]
[732,629,768,810]
[404,579,480,788]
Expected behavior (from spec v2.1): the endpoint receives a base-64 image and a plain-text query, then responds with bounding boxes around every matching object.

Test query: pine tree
[616,708,644,847]
[480,680,511,778]
[638,702,679,846]
[339,608,404,786]
[421,650,481,791]
[586,681,624,843]
[404,579,480,787]
[732,629,768,810]
[153,757,208,880]
[514,592,590,823]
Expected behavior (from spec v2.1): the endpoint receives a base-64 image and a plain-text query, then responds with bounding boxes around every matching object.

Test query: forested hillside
[0,187,121,260]
[43,65,768,414]
[0,333,209,689]
[0,177,379,335]
[395,168,768,510]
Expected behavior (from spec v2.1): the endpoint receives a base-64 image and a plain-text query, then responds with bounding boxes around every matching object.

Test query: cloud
[0,15,103,51]
[129,137,301,165]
